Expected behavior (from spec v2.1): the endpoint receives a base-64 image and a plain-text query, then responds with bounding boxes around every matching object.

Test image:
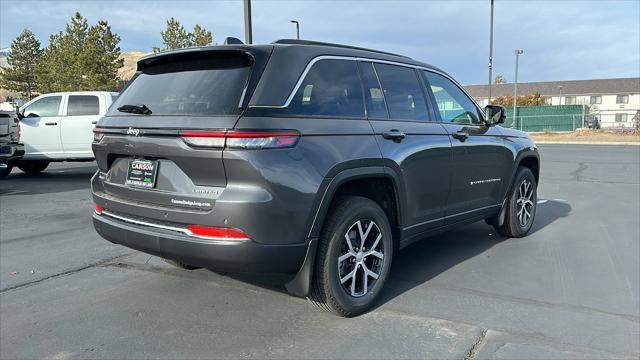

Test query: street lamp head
[515,49,524,55]
[290,20,299,24]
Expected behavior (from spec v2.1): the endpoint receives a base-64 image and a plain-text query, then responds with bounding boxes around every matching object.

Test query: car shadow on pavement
[220,200,572,305]
[373,199,572,309]
[0,165,97,196]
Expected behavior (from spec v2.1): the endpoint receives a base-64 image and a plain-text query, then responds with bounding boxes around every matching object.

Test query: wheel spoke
[362,263,380,280]
[341,267,357,284]
[350,266,357,296]
[366,250,384,260]
[344,233,356,253]
[362,268,368,295]
[357,220,373,249]
[368,233,382,252]
[338,252,354,264]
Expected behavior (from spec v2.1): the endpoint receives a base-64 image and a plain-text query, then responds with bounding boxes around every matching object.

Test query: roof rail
[272,39,411,59]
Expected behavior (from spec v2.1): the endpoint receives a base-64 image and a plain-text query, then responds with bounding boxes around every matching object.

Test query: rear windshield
[108,54,251,116]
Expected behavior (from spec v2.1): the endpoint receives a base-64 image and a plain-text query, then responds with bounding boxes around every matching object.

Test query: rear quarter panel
[226,116,381,245]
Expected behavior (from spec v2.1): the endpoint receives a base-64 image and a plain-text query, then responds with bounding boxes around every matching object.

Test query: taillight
[186,224,250,241]
[180,130,300,149]
[93,128,104,142]
[180,131,226,148]
[95,204,103,215]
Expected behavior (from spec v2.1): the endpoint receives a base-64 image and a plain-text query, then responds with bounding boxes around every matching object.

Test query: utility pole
[487,0,495,107]
[243,0,253,44]
[513,49,523,129]
[291,20,300,40]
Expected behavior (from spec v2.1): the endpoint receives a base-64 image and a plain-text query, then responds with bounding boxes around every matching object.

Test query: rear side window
[22,96,62,118]
[359,62,388,119]
[67,95,100,116]
[374,64,428,121]
[108,55,251,116]
[288,59,364,118]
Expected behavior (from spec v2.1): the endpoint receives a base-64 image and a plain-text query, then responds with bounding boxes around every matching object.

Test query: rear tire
[494,167,537,238]
[0,165,12,179]
[163,259,201,270]
[308,196,393,317]
[17,160,50,175]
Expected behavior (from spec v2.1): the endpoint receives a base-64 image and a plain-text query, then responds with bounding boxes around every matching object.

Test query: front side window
[288,59,364,118]
[423,71,482,124]
[565,96,576,105]
[374,64,428,121]
[590,96,602,104]
[108,55,252,116]
[67,95,100,116]
[23,96,62,118]
[616,95,629,104]
[359,62,388,119]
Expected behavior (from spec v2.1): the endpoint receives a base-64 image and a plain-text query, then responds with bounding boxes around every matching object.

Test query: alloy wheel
[337,219,384,297]
[516,179,535,227]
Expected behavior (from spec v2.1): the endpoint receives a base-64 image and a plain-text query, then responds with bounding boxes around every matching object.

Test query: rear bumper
[93,212,309,274]
[0,143,24,163]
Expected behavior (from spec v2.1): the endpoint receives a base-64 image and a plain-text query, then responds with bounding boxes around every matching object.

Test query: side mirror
[484,105,506,126]
[16,110,24,120]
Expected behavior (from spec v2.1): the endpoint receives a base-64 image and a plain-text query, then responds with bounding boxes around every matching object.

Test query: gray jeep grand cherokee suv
[92,39,539,316]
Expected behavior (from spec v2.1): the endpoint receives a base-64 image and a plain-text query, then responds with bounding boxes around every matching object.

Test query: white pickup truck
[10,91,118,175]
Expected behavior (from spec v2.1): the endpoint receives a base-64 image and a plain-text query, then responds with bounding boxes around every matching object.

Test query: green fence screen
[503,105,587,132]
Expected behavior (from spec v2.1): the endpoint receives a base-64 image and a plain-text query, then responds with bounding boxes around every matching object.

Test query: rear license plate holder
[126,159,158,188]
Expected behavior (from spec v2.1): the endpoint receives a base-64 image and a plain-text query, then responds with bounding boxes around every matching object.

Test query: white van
[14,91,117,174]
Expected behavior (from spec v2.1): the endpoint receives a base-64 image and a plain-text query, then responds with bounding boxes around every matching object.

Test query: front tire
[17,160,50,175]
[0,165,12,179]
[308,196,393,317]
[494,167,537,237]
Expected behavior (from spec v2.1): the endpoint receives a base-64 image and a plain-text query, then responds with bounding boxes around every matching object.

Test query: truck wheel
[0,165,12,179]
[308,196,393,317]
[494,167,537,238]
[17,160,50,175]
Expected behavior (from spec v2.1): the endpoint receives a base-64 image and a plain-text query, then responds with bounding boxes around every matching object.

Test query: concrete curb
[533,141,640,145]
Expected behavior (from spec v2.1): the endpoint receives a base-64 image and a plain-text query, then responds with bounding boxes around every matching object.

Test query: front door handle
[45,122,58,126]
[382,130,406,143]
[452,130,469,142]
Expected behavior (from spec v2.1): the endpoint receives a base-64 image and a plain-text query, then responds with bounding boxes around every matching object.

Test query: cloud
[1,0,638,84]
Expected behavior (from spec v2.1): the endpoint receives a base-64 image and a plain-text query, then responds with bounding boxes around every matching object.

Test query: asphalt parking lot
[1,144,638,359]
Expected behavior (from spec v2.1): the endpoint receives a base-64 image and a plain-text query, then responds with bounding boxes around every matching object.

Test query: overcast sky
[1,0,638,85]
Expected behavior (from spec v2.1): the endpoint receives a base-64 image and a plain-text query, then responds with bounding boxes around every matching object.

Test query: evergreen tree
[157,18,213,52]
[37,12,123,92]
[159,18,190,50]
[189,24,213,47]
[0,29,43,99]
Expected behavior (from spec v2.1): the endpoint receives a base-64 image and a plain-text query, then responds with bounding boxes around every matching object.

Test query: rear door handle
[45,122,58,126]
[452,130,469,142]
[382,130,406,143]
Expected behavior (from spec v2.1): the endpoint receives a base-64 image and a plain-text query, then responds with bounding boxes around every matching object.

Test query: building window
[616,95,629,104]
[565,96,576,105]
[615,113,628,123]
[590,96,602,104]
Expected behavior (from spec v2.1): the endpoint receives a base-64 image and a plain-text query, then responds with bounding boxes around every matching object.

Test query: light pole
[290,20,300,40]
[558,86,563,105]
[243,0,253,44]
[487,0,495,106]
[512,49,523,129]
